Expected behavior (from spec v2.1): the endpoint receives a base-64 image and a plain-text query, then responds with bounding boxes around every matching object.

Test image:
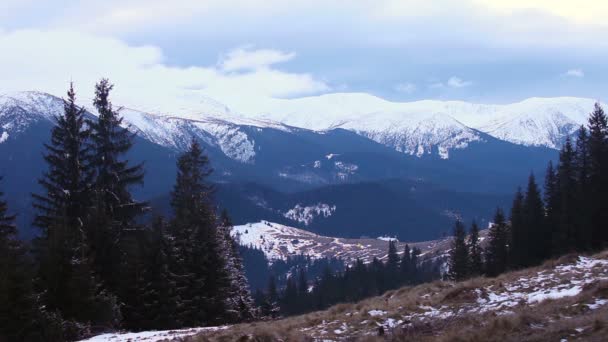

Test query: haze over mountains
[0,90,599,239]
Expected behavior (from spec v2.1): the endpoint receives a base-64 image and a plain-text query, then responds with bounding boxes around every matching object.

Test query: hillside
[232,221,459,265]
[189,250,608,341]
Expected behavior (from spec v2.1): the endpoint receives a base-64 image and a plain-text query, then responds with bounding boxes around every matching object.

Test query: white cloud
[447,76,473,88]
[564,69,584,78]
[0,29,329,114]
[394,82,416,94]
[219,47,296,71]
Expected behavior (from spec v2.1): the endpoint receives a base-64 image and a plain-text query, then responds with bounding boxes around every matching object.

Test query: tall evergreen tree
[587,103,608,249]
[523,173,546,264]
[574,126,592,250]
[385,240,400,287]
[485,208,509,277]
[140,217,179,330]
[87,79,147,295]
[555,138,577,254]
[448,221,469,281]
[32,84,120,335]
[218,209,255,322]
[400,244,412,282]
[468,221,483,276]
[543,162,560,256]
[170,140,232,326]
[509,188,526,268]
[0,177,40,341]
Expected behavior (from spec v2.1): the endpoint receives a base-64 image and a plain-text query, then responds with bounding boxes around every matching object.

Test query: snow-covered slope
[242,93,597,152]
[231,221,453,264]
[2,90,599,159]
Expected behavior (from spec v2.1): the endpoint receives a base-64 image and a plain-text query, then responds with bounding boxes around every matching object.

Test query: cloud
[564,69,584,78]
[447,77,473,88]
[219,47,296,72]
[0,29,329,114]
[394,82,417,94]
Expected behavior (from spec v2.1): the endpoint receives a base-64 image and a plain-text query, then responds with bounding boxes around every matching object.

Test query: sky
[1,0,608,113]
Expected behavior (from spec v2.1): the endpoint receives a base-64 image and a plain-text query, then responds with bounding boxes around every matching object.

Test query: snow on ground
[283,203,336,226]
[79,326,226,342]
[231,221,452,264]
[299,255,608,339]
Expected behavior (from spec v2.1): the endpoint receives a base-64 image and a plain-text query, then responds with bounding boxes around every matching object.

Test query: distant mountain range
[0,90,595,239]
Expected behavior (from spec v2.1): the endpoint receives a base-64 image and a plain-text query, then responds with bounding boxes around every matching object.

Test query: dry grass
[186,250,608,342]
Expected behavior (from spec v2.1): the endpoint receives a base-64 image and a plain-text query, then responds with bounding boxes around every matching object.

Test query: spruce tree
[170,140,232,326]
[543,162,560,256]
[140,217,179,330]
[385,240,400,287]
[587,103,608,249]
[218,209,255,322]
[32,84,120,334]
[509,188,526,268]
[556,138,577,254]
[523,173,546,264]
[574,126,592,250]
[485,208,509,277]
[448,221,469,281]
[87,79,147,294]
[468,221,483,276]
[400,244,412,283]
[0,177,40,341]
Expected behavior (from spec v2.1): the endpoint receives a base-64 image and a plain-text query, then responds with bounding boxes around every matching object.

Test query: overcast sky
[2,0,608,111]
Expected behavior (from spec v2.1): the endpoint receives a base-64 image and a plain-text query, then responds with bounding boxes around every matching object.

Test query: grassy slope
[189,251,608,342]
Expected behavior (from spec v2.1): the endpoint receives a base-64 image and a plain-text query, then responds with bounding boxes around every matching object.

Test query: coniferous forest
[2,80,608,341]
[448,103,608,281]
[0,81,254,341]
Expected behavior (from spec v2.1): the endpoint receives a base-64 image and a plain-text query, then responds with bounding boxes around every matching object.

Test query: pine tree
[385,240,400,287]
[170,140,232,326]
[140,217,179,330]
[574,126,592,250]
[87,79,147,294]
[523,173,546,264]
[485,208,509,277]
[400,244,412,283]
[468,221,483,276]
[555,138,577,254]
[32,84,119,333]
[509,187,526,268]
[218,209,255,322]
[448,221,470,281]
[543,162,560,256]
[587,103,608,249]
[0,177,40,341]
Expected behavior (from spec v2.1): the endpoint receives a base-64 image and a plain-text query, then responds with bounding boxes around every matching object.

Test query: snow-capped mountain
[242,93,597,153]
[2,91,598,161]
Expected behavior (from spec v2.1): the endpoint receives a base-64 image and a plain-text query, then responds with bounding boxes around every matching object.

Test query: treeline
[0,81,254,341]
[449,103,608,280]
[257,241,441,317]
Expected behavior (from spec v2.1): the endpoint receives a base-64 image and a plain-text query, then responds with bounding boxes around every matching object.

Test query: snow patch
[284,203,336,226]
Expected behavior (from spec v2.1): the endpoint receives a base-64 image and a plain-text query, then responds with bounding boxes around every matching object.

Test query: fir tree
[218,209,255,322]
[87,79,147,296]
[509,187,525,268]
[543,162,560,256]
[448,221,469,281]
[468,221,483,276]
[485,208,509,277]
[574,126,592,250]
[400,244,412,282]
[556,138,577,254]
[170,140,232,326]
[0,177,40,341]
[523,173,546,264]
[587,103,608,249]
[32,84,120,333]
[385,240,400,287]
